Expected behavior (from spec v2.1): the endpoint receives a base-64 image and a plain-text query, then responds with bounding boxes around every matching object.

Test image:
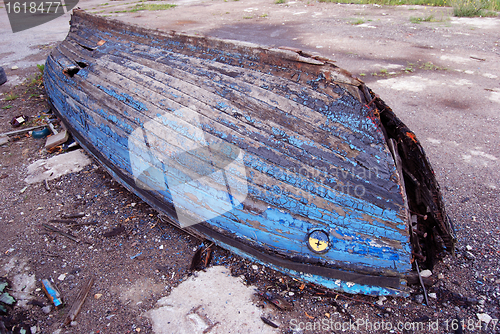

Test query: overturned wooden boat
[44,9,455,296]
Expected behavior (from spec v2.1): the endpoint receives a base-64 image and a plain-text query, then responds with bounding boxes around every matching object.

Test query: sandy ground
[1,0,499,333]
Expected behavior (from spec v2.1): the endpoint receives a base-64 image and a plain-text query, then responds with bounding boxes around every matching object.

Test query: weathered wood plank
[46,57,410,273]
[57,40,404,216]
[43,10,454,296]
[45,29,412,272]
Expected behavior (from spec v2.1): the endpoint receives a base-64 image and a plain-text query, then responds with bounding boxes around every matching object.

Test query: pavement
[1,1,499,333]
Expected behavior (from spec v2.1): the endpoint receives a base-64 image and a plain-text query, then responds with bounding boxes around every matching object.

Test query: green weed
[318,0,499,16]
[410,14,435,23]
[0,281,16,314]
[128,3,176,12]
[4,94,19,101]
[483,10,499,16]
[451,0,497,16]
[351,18,365,24]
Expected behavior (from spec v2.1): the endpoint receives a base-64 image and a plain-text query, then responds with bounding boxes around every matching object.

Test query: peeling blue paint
[44,16,421,297]
[97,85,148,111]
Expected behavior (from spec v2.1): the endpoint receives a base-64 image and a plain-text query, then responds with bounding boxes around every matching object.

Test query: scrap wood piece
[261,316,279,328]
[63,276,94,326]
[190,242,214,271]
[470,56,486,61]
[43,223,80,243]
[45,129,69,149]
[203,246,213,268]
[0,125,50,137]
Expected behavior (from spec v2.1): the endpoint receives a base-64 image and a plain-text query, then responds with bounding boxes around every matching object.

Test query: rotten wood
[470,56,486,61]
[261,316,279,328]
[405,272,435,286]
[63,276,94,326]
[42,223,80,243]
[43,9,456,297]
[190,242,214,271]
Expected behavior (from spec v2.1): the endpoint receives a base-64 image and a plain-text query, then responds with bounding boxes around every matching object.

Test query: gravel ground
[1,0,499,333]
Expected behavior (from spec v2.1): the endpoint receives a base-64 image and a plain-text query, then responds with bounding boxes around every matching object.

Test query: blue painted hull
[44,10,454,296]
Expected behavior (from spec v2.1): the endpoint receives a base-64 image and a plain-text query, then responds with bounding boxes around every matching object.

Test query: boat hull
[44,10,454,296]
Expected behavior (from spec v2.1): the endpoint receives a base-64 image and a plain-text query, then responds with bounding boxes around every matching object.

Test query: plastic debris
[41,279,63,309]
[31,127,51,139]
[130,252,142,260]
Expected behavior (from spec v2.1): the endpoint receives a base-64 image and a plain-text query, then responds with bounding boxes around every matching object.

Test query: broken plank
[63,276,94,326]
[42,223,80,243]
